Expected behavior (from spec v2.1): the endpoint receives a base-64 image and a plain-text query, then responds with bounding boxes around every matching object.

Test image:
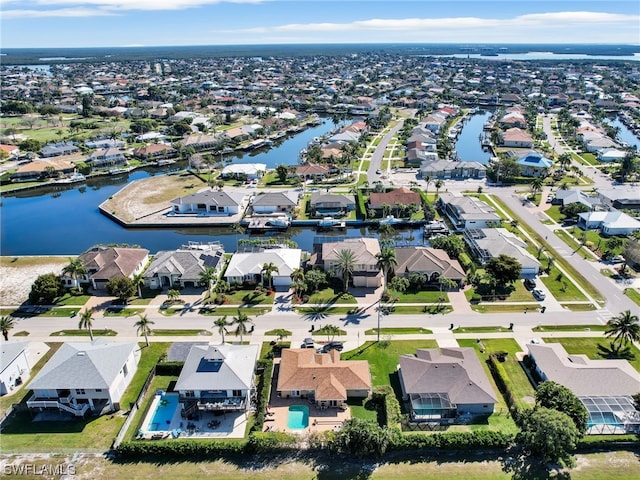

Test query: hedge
[246,431,297,453]
[372,386,402,427]
[155,362,184,376]
[486,354,526,424]
[392,430,514,451]
[115,439,246,459]
[250,360,273,433]
[356,189,367,219]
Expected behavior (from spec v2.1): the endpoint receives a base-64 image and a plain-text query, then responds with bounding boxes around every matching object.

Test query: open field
[0,256,69,305]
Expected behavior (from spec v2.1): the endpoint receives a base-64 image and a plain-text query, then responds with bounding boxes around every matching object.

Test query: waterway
[1,119,425,255]
[603,117,640,150]
[454,111,492,164]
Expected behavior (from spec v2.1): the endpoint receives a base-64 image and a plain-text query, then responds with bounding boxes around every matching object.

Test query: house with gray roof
[143,243,224,290]
[398,348,498,422]
[420,160,486,180]
[175,344,259,414]
[40,142,79,158]
[309,192,355,218]
[578,211,640,236]
[553,189,601,210]
[26,340,140,416]
[1,342,30,396]
[438,192,501,232]
[251,191,298,214]
[598,187,640,211]
[527,343,640,434]
[464,228,540,277]
[171,189,245,216]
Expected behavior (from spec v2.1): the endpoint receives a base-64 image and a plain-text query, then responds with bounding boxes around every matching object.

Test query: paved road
[367,121,404,182]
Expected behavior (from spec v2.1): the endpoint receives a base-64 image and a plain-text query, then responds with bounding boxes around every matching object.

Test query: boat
[155,159,176,166]
[109,167,133,175]
[55,173,86,184]
[317,217,346,231]
[246,216,291,232]
[379,215,403,226]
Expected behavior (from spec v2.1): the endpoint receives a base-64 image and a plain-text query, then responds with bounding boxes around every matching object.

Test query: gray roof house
[27,340,140,416]
[527,343,640,434]
[553,189,601,209]
[438,192,501,232]
[175,344,259,413]
[1,342,30,396]
[171,189,245,216]
[251,191,298,214]
[143,243,225,290]
[40,142,79,158]
[420,160,486,180]
[398,348,498,422]
[464,228,540,277]
[309,192,356,217]
[578,211,640,236]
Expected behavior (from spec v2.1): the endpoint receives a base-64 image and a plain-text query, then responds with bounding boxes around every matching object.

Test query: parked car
[321,341,344,353]
[523,278,536,290]
[532,288,546,300]
[610,255,625,264]
[375,169,382,174]
[301,337,315,349]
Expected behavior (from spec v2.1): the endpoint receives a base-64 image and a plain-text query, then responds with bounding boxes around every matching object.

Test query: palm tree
[434,179,444,198]
[261,262,279,290]
[131,273,145,298]
[62,257,87,289]
[423,175,431,199]
[134,313,155,347]
[232,310,253,343]
[167,289,180,303]
[375,247,398,291]
[199,267,218,298]
[605,310,640,351]
[558,153,572,171]
[0,316,15,341]
[214,315,229,344]
[290,267,305,285]
[78,309,95,341]
[230,222,245,249]
[333,249,356,293]
[322,324,341,342]
[530,176,544,196]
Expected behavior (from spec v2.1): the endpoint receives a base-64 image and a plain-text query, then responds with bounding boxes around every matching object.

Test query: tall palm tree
[134,313,155,347]
[232,310,253,343]
[78,309,95,341]
[290,267,305,285]
[334,249,356,293]
[423,175,431,199]
[230,222,245,249]
[375,247,398,291]
[530,176,544,196]
[214,315,229,344]
[199,267,218,298]
[434,179,444,198]
[558,153,572,171]
[131,273,145,298]
[0,316,15,341]
[605,310,640,350]
[261,262,279,289]
[62,257,87,289]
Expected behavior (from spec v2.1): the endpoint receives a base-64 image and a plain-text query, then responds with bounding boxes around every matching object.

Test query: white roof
[225,248,302,278]
[221,163,267,175]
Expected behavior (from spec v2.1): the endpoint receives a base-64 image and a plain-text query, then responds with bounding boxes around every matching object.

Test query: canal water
[1,119,425,255]
[454,111,492,164]
[603,117,640,150]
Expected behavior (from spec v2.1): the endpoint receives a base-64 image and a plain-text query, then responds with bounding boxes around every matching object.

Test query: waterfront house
[501,128,533,148]
[499,111,527,129]
[224,248,302,288]
[40,142,79,158]
[65,246,149,290]
[276,349,372,409]
[294,163,331,181]
[10,158,76,181]
[220,163,266,180]
[171,189,245,216]
[143,243,225,290]
[438,192,501,232]
[527,343,640,434]
[393,247,466,287]
[180,134,219,151]
[406,148,438,166]
[463,228,540,277]
[0,144,20,159]
[26,340,140,416]
[317,237,383,288]
[1,342,30,396]
[87,148,127,168]
[251,191,298,214]
[132,143,177,161]
[578,211,640,236]
[369,186,421,213]
[597,149,627,163]
[399,347,498,422]
[309,192,355,217]
[516,151,554,177]
[420,160,486,180]
[85,138,125,149]
[175,344,259,415]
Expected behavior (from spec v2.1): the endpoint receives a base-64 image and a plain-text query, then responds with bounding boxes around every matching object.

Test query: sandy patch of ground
[100,172,207,222]
[0,257,68,306]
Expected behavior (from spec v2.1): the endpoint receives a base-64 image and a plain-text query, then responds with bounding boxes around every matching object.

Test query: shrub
[372,385,402,427]
[155,362,184,376]
[471,293,482,303]
[115,439,246,459]
[246,432,296,453]
[392,430,513,451]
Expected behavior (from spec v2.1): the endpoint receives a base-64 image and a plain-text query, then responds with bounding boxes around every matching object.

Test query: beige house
[318,237,383,288]
[277,349,372,409]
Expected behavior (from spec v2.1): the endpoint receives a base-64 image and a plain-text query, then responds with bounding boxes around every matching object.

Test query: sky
[1,0,639,49]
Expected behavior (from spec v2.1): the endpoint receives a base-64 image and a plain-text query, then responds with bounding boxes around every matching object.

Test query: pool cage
[581,396,640,434]
[408,393,457,421]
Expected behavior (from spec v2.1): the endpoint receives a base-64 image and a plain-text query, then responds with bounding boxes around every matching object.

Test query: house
[438,192,501,232]
[171,189,245,216]
[527,343,640,434]
[398,348,498,422]
[132,144,177,161]
[584,136,618,153]
[309,192,355,217]
[0,144,19,159]
[40,142,79,158]
[294,163,331,180]
[220,163,266,180]
[516,151,554,177]
[277,349,372,409]
[318,237,383,288]
[499,111,527,128]
[87,148,127,168]
[143,243,225,289]
[553,189,601,210]
[598,187,640,211]
[502,128,533,148]
[180,134,219,151]
[251,191,298,214]
[597,149,628,163]
[64,246,149,290]
[224,248,302,288]
[10,158,76,181]
[85,138,125,149]
[464,228,540,277]
[175,344,259,414]
[1,342,30,396]
[406,149,438,166]
[369,187,421,212]
[393,247,466,286]
[26,340,140,416]
[578,211,640,236]
[420,160,486,180]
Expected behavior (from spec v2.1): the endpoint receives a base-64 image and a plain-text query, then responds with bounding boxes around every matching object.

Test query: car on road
[375,169,382,174]
[301,337,315,348]
[610,255,625,264]
[532,288,546,300]
[321,341,344,353]
[523,278,536,290]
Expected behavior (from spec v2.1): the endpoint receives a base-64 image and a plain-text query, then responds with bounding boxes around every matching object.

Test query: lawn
[306,288,356,305]
[625,288,640,306]
[347,397,379,422]
[453,326,512,334]
[390,289,449,303]
[539,267,588,302]
[342,340,438,387]
[51,329,118,336]
[103,307,145,317]
[151,329,212,336]
[54,293,91,306]
[541,337,640,374]
[471,304,540,314]
[466,280,536,303]
[385,305,452,315]
[364,327,432,335]
[555,229,585,253]
[223,289,275,305]
[560,303,597,311]
[544,205,564,223]
[532,325,607,332]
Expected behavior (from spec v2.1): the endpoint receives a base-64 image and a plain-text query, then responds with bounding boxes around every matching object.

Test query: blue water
[287,404,309,429]
[454,112,493,164]
[148,393,179,431]
[603,117,640,150]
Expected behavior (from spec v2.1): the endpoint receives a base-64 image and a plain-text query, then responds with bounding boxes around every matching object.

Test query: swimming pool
[287,404,309,429]
[147,393,179,431]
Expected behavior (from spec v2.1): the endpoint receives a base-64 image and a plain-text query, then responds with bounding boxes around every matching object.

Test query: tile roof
[79,247,149,281]
[394,247,466,280]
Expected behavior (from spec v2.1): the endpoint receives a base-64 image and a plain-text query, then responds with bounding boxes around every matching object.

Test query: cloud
[1,7,117,18]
